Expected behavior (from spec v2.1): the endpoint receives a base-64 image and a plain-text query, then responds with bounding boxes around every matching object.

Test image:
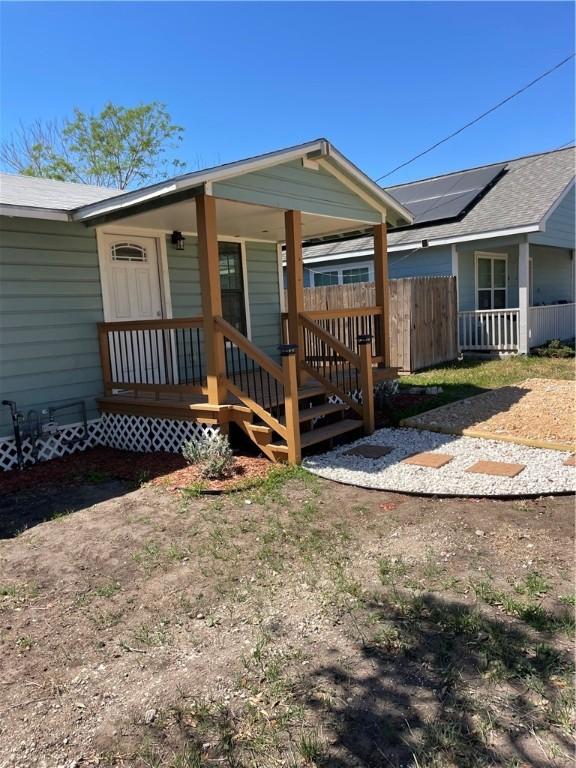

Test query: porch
[456,239,575,354]
[96,306,397,463]
[458,302,575,353]
[82,141,412,463]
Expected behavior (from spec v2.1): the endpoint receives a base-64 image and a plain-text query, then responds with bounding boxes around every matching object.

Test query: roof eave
[0,204,69,221]
[71,139,329,222]
[71,139,415,226]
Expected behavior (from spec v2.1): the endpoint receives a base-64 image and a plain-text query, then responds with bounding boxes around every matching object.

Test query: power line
[375,53,575,182]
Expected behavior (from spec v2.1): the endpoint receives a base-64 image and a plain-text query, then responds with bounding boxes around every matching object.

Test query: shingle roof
[302,146,575,260]
[0,173,125,211]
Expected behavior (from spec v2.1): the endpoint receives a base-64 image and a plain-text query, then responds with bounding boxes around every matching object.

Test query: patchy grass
[0,468,573,767]
[394,355,575,422]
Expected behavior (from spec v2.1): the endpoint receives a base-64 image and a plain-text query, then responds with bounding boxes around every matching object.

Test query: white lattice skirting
[0,415,220,472]
[99,414,219,453]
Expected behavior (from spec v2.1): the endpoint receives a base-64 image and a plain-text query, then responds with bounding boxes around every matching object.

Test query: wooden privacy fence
[288,277,458,372]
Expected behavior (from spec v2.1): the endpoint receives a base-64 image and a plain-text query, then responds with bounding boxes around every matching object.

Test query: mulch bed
[0,447,271,496]
[149,455,271,492]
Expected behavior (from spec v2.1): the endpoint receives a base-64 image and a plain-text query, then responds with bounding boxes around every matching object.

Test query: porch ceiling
[95,196,377,243]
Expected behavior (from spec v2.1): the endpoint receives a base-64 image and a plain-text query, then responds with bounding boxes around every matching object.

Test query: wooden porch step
[300,418,362,448]
[298,402,346,423]
[297,381,327,399]
[271,418,362,454]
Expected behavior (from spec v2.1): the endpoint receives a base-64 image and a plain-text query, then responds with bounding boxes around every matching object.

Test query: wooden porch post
[358,334,375,435]
[285,210,305,369]
[373,222,391,367]
[280,344,301,464]
[196,193,226,403]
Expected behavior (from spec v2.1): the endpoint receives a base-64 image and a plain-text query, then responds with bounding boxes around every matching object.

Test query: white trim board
[296,225,544,267]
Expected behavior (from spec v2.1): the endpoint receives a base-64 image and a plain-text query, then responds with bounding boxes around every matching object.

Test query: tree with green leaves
[1,101,185,189]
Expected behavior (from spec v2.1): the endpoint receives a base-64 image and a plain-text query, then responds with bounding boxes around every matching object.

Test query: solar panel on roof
[388,163,507,226]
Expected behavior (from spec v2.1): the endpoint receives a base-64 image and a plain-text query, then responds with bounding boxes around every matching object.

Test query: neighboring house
[296,147,575,354]
[0,139,411,470]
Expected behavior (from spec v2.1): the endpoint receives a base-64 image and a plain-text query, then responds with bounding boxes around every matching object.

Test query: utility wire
[375,53,575,182]
[302,137,574,282]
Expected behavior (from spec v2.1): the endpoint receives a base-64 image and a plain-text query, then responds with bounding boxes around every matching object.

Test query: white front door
[100,234,167,385]
[101,234,163,322]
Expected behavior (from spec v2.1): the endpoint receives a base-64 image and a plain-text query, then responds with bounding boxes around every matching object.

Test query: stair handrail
[298,313,374,433]
[299,313,361,368]
[214,316,288,441]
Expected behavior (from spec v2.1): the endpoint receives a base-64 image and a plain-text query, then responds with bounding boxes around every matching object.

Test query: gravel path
[303,427,576,497]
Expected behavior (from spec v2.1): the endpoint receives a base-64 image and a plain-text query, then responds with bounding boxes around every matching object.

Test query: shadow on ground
[303,593,574,768]
[0,480,134,538]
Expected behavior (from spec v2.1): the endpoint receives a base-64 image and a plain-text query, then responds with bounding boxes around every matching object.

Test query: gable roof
[70,139,412,227]
[0,140,414,228]
[0,173,124,220]
[302,145,575,261]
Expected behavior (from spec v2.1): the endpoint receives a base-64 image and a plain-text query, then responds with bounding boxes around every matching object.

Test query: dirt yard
[402,378,576,450]
[0,467,574,767]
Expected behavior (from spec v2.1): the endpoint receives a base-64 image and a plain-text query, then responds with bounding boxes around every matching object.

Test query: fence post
[280,344,301,464]
[97,323,113,396]
[358,334,375,435]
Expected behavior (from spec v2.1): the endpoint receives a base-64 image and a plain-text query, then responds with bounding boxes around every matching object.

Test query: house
[0,139,412,471]
[296,146,575,354]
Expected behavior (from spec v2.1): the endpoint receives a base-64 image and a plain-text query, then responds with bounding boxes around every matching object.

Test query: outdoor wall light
[171,231,186,250]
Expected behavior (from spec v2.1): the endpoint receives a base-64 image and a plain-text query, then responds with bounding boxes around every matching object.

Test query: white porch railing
[529,303,575,348]
[458,308,519,352]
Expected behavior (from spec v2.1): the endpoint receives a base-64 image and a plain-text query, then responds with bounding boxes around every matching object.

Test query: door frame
[96,226,173,322]
[96,227,253,339]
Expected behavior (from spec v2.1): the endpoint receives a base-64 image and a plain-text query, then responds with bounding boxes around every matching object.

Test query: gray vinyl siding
[166,235,281,359]
[166,235,202,316]
[0,217,104,438]
[457,241,519,311]
[389,246,452,279]
[245,242,282,359]
[530,183,575,249]
[213,160,381,223]
[530,245,574,305]
[300,245,452,287]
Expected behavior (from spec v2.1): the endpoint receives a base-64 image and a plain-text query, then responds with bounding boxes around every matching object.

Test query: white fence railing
[529,303,575,348]
[458,308,520,351]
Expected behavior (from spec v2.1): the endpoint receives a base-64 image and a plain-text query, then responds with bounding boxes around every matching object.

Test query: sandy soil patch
[401,378,576,450]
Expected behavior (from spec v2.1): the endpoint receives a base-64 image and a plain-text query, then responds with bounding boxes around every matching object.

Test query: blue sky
[1,1,574,185]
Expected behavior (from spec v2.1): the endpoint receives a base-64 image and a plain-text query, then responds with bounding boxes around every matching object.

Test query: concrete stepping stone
[466,460,525,477]
[402,452,454,468]
[343,444,393,459]
[564,455,576,467]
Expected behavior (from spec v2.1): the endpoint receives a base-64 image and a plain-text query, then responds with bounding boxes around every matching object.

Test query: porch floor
[98,367,398,424]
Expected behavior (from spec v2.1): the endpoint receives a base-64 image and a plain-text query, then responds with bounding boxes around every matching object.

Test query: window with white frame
[475,253,507,310]
[311,263,373,287]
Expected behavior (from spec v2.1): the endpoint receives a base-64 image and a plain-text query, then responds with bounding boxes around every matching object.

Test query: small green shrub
[182,433,235,480]
[533,338,575,358]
